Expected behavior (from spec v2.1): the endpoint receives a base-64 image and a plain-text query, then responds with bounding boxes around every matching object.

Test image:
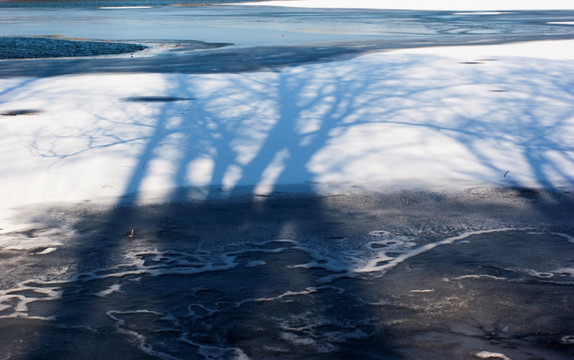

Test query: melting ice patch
[95,284,122,297]
[0,281,62,320]
[356,230,418,273]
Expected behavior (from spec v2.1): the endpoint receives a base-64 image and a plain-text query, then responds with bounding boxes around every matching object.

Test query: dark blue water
[0,0,267,8]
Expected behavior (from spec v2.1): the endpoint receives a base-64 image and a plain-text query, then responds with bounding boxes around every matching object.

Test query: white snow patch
[355,229,520,274]
[34,247,57,255]
[96,284,122,298]
[475,351,512,360]
[99,7,153,10]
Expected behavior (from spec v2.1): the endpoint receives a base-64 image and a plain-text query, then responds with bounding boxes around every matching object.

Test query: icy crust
[0,37,147,59]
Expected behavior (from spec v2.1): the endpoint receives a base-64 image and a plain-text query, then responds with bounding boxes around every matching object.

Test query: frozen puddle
[1,220,573,359]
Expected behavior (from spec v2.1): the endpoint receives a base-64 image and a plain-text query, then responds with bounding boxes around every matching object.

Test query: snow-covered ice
[1,39,574,232]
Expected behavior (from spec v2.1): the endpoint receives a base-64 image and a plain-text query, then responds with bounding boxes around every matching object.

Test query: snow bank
[245,0,574,11]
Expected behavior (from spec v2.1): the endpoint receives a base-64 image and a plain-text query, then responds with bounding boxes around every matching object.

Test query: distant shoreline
[0,0,267,8]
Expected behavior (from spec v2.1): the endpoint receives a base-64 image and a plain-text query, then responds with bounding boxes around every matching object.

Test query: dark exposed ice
[0,37,147,59]
[1,189,574,359]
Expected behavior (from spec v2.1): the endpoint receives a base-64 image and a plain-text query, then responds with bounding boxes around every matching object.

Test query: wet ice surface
[1,189,573,359]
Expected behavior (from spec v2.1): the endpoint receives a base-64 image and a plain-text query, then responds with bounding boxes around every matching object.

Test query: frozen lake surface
[1,2,574,360]
[1,5,574,76]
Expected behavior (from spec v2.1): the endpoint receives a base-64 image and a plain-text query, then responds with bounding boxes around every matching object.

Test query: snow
[1,1,574,235]
[475,351,511,360]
